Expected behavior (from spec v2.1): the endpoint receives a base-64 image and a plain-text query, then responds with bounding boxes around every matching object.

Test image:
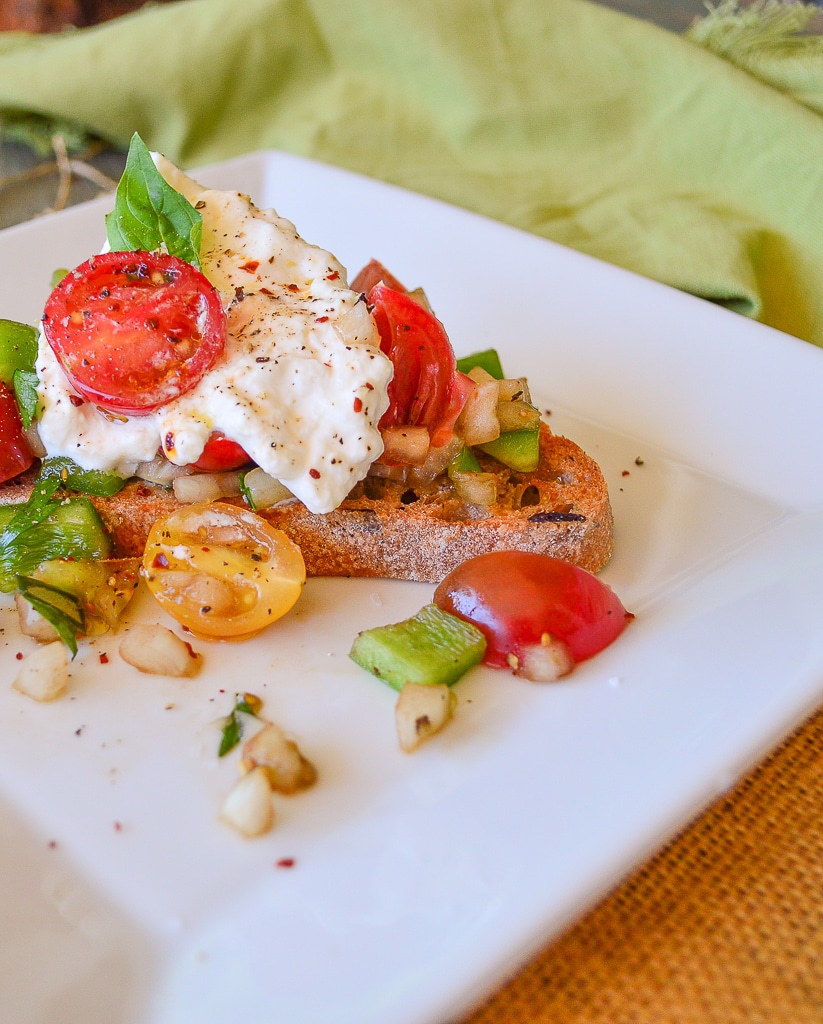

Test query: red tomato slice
[368,284,457,439]
[0,381,34,483]
[42,251,226,416]
[192,432,251,472]
[350,259,407,295]
[434,551,632,669]
[429,370,474,449]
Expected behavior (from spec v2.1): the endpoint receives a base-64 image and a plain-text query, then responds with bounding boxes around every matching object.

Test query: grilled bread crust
[0,424,613,583]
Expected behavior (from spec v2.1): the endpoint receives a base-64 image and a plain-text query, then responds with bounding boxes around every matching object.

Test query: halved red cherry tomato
[429,370,475,449]
[368,284,465,442]
[0,381,34,483]
[42,250,226,416]
[350,259,407,295]
[192,432,251,472]
[434,551,632,672]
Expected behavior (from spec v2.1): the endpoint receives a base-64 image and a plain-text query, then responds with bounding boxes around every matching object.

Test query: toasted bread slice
[0,423,613,583]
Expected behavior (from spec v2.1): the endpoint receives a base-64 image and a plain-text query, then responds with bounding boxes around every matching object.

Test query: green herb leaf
[105,132,202,267]
[238,471,257,512]
[0,480,112,593]
[218,692,262,757]
[16,576,85,657]
[50,268,69,288]
[38,456,127,497]
[235,693,263,716]
[218,711,243,757]
[13,368,39,429]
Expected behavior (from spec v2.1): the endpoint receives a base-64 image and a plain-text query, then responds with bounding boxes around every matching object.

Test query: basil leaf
[38,456,127,497]
[218,692,262,756]
[218,711,243,758]
[0,480,112,593]
[13,368,39,429]
[16,576,85,657]
[105,132,202,267]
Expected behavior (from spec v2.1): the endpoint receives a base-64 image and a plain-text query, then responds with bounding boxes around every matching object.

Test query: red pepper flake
[152,552,170,569]
[309,468,321,479]
[113,821,123,832]
[99,653,109,665]
[69,394,85,407]
[365,382,374,391]
[184,641,197,659]
[326,270,340,281]
[353,397,363,413]
[164,432,175,453]
[239,260,260,273]
[15,652,23,661]
[275,857,296,868]
[287,283,300,292]
[316,315,329,323]
[621,470,630,477]
[47,840,58,850]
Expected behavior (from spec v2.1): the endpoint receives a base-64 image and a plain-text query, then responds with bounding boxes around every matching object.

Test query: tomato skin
[429,370,474,449]
[368,284,461,440]
[42,250,226,416]
[0,381,34,483]
[192,433,251,472]
[350,259,407,295]
[433,551,632,669]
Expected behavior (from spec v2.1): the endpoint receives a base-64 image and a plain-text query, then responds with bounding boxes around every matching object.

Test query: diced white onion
[497,376,532,404]
[173,471,242,503]
[13,642,69,702]
[407,436,463,484]
[379,425,430,466]
[395,682,456,752]
[467,366,496,384]
[23,423,47,459]
[220,766,275,838]
[496,399,541,434]
[450,469,498,507]
[507,636,574,681]
[134,455,194,485]
[15,593,60,642]
[242,468,293,510]
[242,722,317,794]
[119,624,202,678]
[457,379,501,446]
[367,460,407,481]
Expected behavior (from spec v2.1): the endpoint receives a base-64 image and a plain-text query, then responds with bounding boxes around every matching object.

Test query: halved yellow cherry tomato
[142,502,305,640]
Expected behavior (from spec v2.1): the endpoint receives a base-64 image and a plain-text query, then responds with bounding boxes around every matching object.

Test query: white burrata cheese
[35,156,392,514]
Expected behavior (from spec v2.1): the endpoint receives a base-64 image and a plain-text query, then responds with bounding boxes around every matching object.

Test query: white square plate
[1,151,822,1024]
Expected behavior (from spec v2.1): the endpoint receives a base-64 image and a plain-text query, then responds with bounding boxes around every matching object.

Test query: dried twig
[0,134,118,218]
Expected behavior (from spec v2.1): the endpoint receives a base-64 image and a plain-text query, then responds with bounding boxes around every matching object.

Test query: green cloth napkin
[1,0,823,346]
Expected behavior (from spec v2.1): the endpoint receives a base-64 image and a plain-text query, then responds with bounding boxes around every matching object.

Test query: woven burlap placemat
[465,704,823,1024]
